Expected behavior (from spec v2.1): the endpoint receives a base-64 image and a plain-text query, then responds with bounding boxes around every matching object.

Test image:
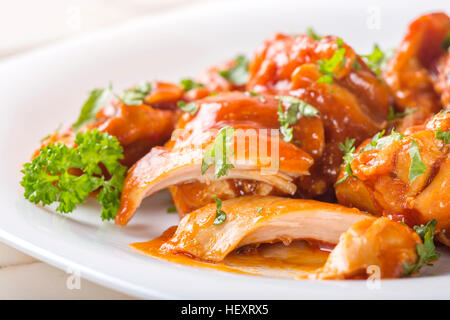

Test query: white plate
[0,0,449,299]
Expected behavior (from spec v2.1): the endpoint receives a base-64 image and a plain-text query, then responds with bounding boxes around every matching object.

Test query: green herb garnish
[72,84,113,130]
[403,219,440,276]
[119,81,151,106]
[408,139,427,182]
[212,196,227,225]
[245,91,266,102]
[359,129,405,153]
[180,78,204,92]
[317,38,346,84]
[352,60,362,71]
[201,126,235,179]
[276,96,320,142]
[218,55,249,86]
[255,207,263,213]
[435,127,450,144]
[387,106,418,120]
[177,101,199,115]
[306,27,322,41]
[335,138,357,185]
[21,129,126,220]
[361,44,385,76]
[442,32,450,51]
[167,206,177,213]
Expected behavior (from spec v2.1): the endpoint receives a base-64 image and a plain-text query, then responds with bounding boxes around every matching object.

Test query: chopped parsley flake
[362,44,385,76]
[359,129,405,153]
[403,219,440,276]
[201,126,235,179]
[245,91,266,102]
[167,206,177,213]
[218,55,249,86]
[180,78,204,92]
[306,27,322,40]
[177,101,199,115]
[276,96,320,142]
[72,84,113,130]
[408,139,427,182]
[435,127,450,144]
[442,32,450,51]
[212,196,227,225]
[120,81,152,106]
[387,106,419,120]
[317,38,346,84]
[335,138,357,185]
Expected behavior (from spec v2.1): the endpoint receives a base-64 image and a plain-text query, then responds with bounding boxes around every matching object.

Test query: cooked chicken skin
[160,196,373,262]
[116,92,324,225]
[247,33,390,195]
[87,99,178,167]
[336,111,450,229]
[316,217,420,279]
[36,82,181,167]
[384,12,450,129]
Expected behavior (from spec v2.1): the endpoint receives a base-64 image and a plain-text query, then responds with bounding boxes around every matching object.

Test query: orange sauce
[131,226,330,279]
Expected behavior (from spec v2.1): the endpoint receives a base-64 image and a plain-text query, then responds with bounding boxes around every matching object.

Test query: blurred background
[0,0,213,299]
[0,0,211,59]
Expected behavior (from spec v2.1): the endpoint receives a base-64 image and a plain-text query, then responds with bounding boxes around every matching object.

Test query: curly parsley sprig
[21,129,126,220]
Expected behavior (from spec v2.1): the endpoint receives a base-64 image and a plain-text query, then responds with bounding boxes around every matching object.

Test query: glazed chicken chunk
[247,32,391,196]
[116,92,324,225]
[36,81,182,167]
[384,12,450,129]
[316,217,420,279]
[335,111,450,231]
[161,196,420,279]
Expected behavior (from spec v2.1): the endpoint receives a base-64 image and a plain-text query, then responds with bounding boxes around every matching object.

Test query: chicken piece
[169,179,283,218]
[316,217,420,279]
[37,100,178,167]
[335,111,450,230]
[160,196,374,262]
[36,81,181,167]
[196,58,246,92]
[116,92,324,225]
[87,100,178,167]
[437,228,450,247]
[143,81,184,110]
[384,12,450,129]
[247,33,390,195]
